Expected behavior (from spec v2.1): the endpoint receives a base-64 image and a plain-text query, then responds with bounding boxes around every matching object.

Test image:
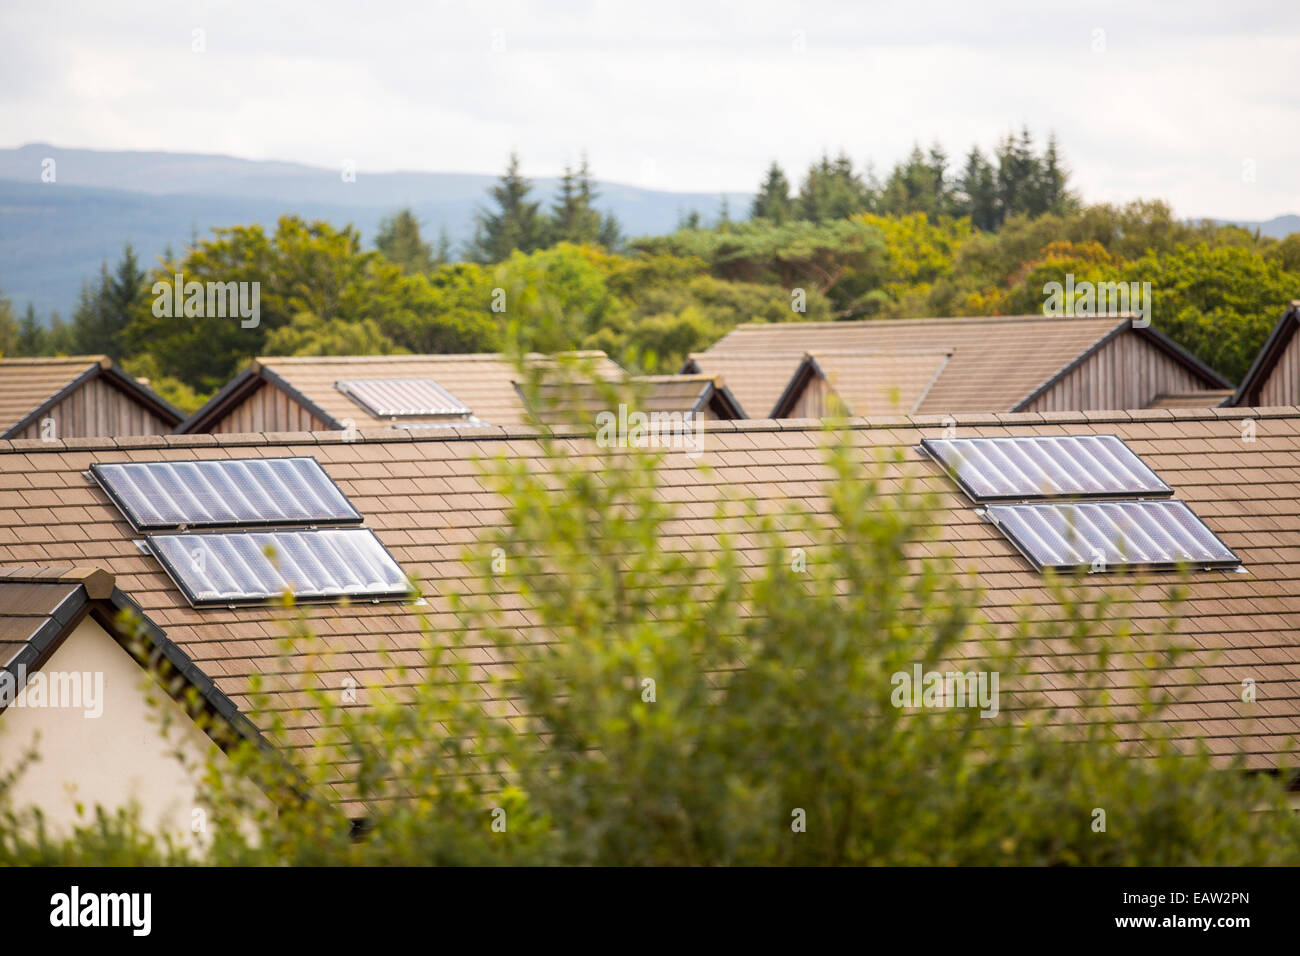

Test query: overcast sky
[1,0,1297,219]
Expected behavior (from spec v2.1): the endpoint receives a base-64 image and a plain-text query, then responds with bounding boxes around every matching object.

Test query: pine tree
[70,265,114,357]
[548,155,621,249]
[18,303,46,356]
[797,153,868,222]
[957,147,1000,231]
[751,162,794,223]
[375,209,436,273]
[0,290,17,357]
[1037,133,1070,215]
[468,152,548,263]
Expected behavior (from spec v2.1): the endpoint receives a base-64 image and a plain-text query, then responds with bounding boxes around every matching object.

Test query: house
[519,373,747,424]
[0,356,183,439]
[176,352,626,434]
[1,406,1297,821]
[0,565,258,834]
[686,315,1233,418]
[1231,302,1300,407]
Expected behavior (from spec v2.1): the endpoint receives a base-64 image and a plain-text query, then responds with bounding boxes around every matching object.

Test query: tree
[467,152,549,263]
[374,209,437,274]
[0,290,17,356]
[17,304,45,356]
[751,162,795,223]
[121,217,496,393]
[1122,242,1298,382]
[547,154,621,250]
[955,147,1000,231]
[632,218,885,311]
[797,152,871,222]
[878,144,953,221]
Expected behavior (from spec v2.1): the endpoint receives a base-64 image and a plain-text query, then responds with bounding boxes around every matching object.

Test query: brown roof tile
[3,408,1298,812]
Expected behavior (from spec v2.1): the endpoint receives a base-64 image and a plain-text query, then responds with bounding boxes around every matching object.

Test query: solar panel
[91,458,361,531]
[147,528,411,606]
[985,500,1240,572]
[336,379,473,418]
[920,435,1171,502]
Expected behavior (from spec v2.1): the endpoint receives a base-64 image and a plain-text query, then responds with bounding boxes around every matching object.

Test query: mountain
[0,144,751,320]
[1204,214,1300,239]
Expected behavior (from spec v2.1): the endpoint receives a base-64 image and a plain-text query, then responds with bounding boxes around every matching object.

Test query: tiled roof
[683,353,807,419]
[190,352,626,430]
[2,408,1299,811]
[1147,390,1236,409]
[0,356,183,438]
[777,349,953,417]
[704,315,1132,413]
[523,374,746,422]
[0,563,260,746]
[0,357,100,434]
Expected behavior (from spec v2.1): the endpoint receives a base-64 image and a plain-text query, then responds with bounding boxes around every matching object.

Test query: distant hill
[1205,214,1300,239]
[0,144,751,320]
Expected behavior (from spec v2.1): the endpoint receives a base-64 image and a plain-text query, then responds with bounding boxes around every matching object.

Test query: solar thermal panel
[920,435,1171,502]
[147,527,410,606]
[336,379,473,418]
[91,458,361,530]
[985,500,1240,572]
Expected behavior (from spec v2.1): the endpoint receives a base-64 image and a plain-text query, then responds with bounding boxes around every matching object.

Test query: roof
[3,407,1299,813]
[522,374,747,423]
[683,353,808,420]
[0,565,259,751]
[0,356,183,438]
[1148,390,1236,409]
[771,349,953,417]
[1232,302,1300,407]
[703,315,1230,414]
[177,352,626,433]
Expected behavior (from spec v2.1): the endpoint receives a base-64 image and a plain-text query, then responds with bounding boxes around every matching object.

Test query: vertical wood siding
[13,375,173,439]
[209,381,332,433]
[1257,332,1300,406]
[1021,332,1208,412]
[786,376,830,418]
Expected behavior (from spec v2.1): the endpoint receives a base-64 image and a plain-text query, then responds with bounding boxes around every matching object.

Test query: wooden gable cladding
[206,378,333,434]
[1258,329,1300,406]
[1017,327,1224,412]
[8,372,178,440]
[0,357,181,439]
[1235,304,1300,407]
[702,316,1232,416]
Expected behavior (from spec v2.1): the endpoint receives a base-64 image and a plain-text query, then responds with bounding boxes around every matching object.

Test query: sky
[1,0,1298,219]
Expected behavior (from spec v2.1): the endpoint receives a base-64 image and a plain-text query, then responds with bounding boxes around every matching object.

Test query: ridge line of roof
[258,350,614,366]
[0,355,107,366]
[0,564,114,598]
[6,406,1297,454]
[719,314,1135,334]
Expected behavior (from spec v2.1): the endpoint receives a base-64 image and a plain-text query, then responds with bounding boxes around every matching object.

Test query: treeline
[1,131,1297,411]
[751,129,1072,230]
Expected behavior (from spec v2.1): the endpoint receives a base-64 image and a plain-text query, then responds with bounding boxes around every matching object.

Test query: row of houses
[4,305,1299,441]
[2,306,1299,837]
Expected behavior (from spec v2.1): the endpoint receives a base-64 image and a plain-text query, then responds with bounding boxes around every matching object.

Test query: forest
[1,129,1296,413]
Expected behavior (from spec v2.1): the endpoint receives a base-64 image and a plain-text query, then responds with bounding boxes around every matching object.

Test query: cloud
[0,0,1296,218]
